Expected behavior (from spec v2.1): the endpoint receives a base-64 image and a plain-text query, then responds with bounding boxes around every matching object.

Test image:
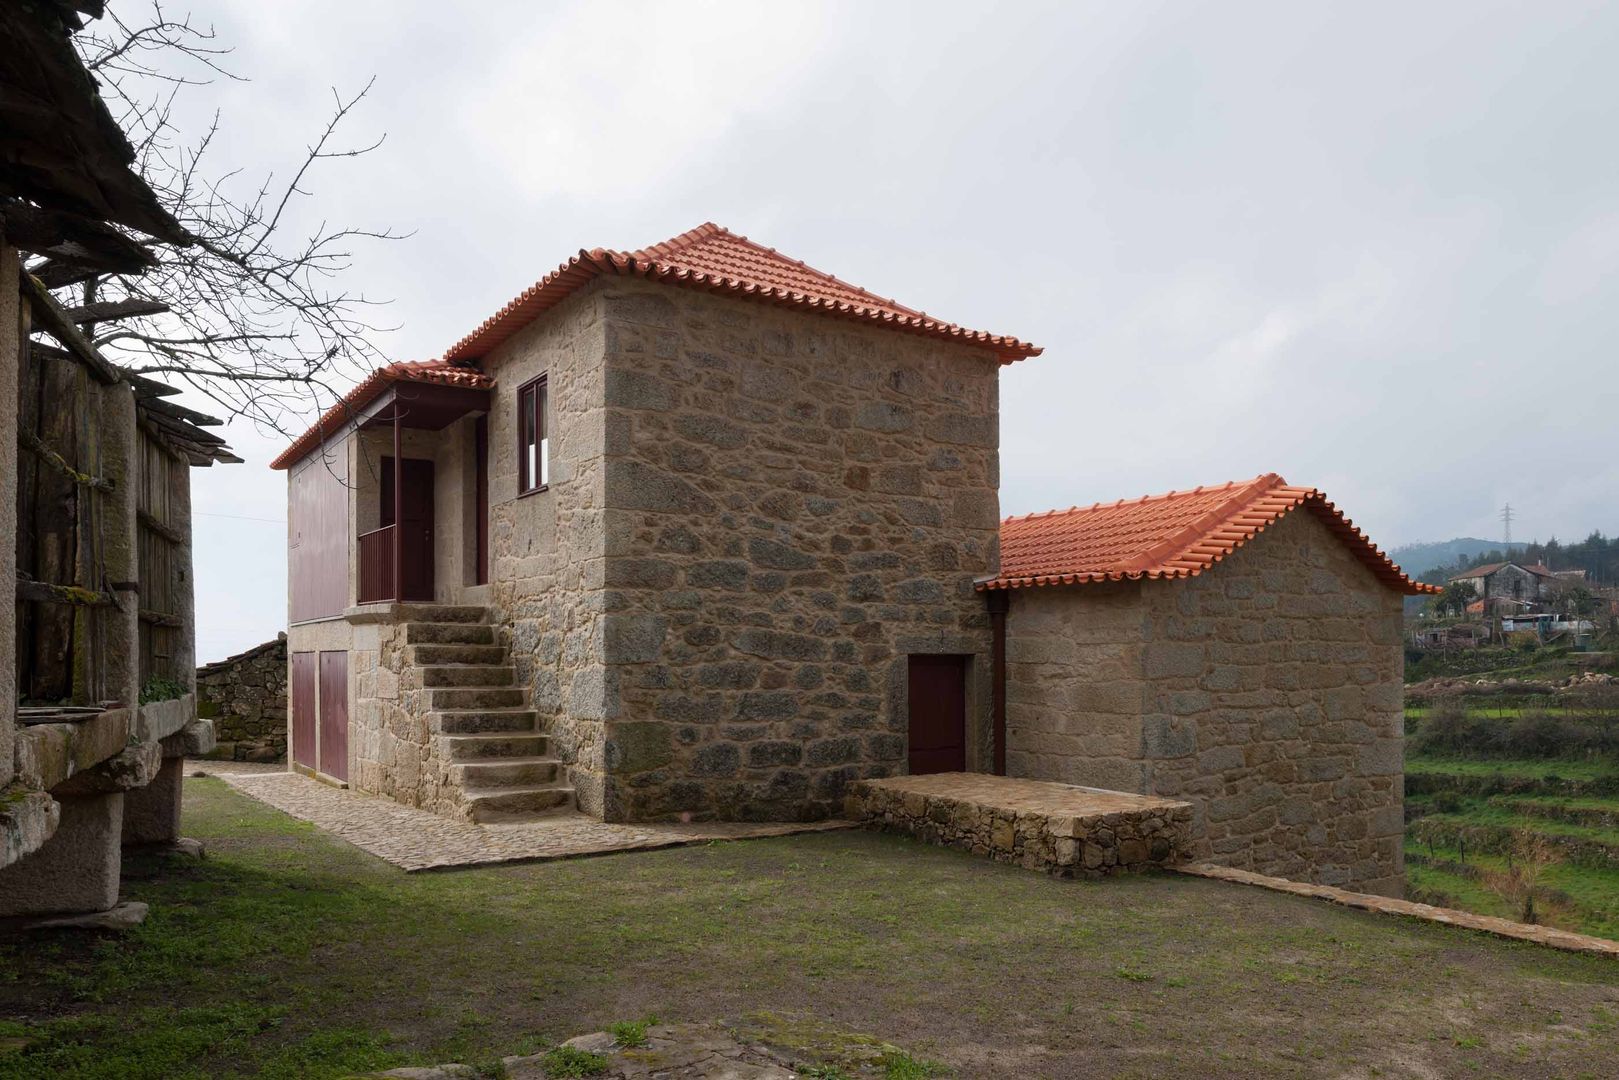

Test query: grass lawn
[2,780,1618,1079]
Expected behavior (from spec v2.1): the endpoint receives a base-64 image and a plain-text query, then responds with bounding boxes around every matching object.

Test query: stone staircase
[400,605,574,824]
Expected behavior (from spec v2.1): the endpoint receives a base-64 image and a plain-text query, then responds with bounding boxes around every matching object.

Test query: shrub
[1500,711,1588,758]
[1411,700,1480,755]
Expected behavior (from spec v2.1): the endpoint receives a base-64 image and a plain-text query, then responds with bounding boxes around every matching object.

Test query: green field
[1405,704,1579,720]
[1405,753,1619,939]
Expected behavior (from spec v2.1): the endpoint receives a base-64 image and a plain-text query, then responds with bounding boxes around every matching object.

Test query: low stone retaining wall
[845,772,1194,877]
[196,635,287,762]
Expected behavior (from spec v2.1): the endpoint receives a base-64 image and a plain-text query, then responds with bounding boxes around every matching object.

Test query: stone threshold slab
[1176,862,1619,959]
[210,771,853,872]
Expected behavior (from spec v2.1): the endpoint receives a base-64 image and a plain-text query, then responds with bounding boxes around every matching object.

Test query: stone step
[442,732,551,760]
[431,708,538,735]
[426,685,526,710]
[464,783,575,823]
[450,756,560,788]
[420,664,516,688]
[405,621,496,646]
[408,643,508,666]
[390,604,490,624]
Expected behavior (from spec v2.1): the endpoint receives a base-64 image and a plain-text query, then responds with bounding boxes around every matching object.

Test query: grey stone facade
[1005,509,1407,895]
[479,281,1001,821]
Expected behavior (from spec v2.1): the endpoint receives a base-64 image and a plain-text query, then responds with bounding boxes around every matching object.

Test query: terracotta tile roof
[269,360,492,470]
[982,473,1437,595]
[443,222,1041,365]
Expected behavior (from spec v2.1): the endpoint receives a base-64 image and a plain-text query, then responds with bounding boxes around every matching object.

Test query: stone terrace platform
[846,773,1194,877]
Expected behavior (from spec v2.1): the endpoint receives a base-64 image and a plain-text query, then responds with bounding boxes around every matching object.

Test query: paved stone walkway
[206,770,852,872]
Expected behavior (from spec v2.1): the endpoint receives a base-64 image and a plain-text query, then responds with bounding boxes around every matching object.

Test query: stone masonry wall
[595,282,1002,822]
[197,635,288,761]
[1005,509,1407,895]
[480,288,611,816]
[348,614,468,818]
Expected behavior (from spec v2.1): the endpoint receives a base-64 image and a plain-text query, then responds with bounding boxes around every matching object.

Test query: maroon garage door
[291,651,317,771]
[318,650,349,782]
[907,654,968,774]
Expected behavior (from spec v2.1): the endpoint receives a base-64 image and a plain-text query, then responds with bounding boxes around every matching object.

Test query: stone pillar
[123,720,214,847]
[0,792,124,916]
[121,756,183,845]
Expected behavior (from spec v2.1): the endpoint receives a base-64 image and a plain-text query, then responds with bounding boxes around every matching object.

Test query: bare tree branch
[46,2,402,437]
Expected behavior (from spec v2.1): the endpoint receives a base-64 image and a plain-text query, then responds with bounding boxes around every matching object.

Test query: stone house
[984,475,1435,895]
[0,2,235,922]
[271,224,1430,897]
[1448,561,1560,607]
[272,223,1039,823]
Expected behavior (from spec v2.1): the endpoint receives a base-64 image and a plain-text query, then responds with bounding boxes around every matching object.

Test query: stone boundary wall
[1177,862,1619,958]
[196,635,287,762]
[846,774,1194,877]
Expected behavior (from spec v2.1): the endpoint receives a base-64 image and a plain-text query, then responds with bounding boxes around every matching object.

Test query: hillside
[1391,538,1524,577]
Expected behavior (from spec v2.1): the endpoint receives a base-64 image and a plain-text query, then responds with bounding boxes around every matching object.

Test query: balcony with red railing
[357,524,396,604]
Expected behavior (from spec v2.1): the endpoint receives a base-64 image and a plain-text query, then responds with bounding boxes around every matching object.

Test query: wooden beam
[0,199,154,275]
[137,507,186,546]
[16,580,113,607]
[27,258,102,290]
[133,394,222,426]
[65,297,170,327]
[18,271,121,384]
[125,372,182,398]
[18,429,114,490]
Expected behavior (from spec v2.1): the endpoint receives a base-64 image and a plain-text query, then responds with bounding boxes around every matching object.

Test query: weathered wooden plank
[65,297,169,327]
[137,507,186,546]
[18,428,114,490]
[18,270,120,384]
[16,580,112,607]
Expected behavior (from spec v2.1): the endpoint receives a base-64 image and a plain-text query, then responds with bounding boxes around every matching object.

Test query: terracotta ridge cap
[1121,474,1292,574]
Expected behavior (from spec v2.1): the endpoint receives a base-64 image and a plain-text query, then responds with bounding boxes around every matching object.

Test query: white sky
[175,0,1619,661]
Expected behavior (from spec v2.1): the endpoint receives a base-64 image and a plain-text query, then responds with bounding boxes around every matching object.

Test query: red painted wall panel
[289,444,349,623]
[290,651,317,771]
[318,650,349,782]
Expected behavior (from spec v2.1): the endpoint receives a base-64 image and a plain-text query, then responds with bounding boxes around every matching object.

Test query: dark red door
[474,415,489,586]
[381,456,435,602]
[318,650,349,782]
[291,651,317,771]
[908,654,968,774]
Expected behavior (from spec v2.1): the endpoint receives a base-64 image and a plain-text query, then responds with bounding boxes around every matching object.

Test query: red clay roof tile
[443,222,1041,364]
[983,473,1436,595]
[269,360,492,470]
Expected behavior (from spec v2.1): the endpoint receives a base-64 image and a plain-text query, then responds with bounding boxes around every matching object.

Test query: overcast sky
[173,0,1619,661]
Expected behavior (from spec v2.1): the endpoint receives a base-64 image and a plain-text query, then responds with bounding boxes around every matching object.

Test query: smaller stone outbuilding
[983,474,1436,896]
[197,636,289,762]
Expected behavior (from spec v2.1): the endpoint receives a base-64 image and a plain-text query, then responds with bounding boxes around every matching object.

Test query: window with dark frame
[517,374,549,494]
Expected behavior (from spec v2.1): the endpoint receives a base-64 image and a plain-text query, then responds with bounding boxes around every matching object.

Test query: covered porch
[352,379,491,606]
